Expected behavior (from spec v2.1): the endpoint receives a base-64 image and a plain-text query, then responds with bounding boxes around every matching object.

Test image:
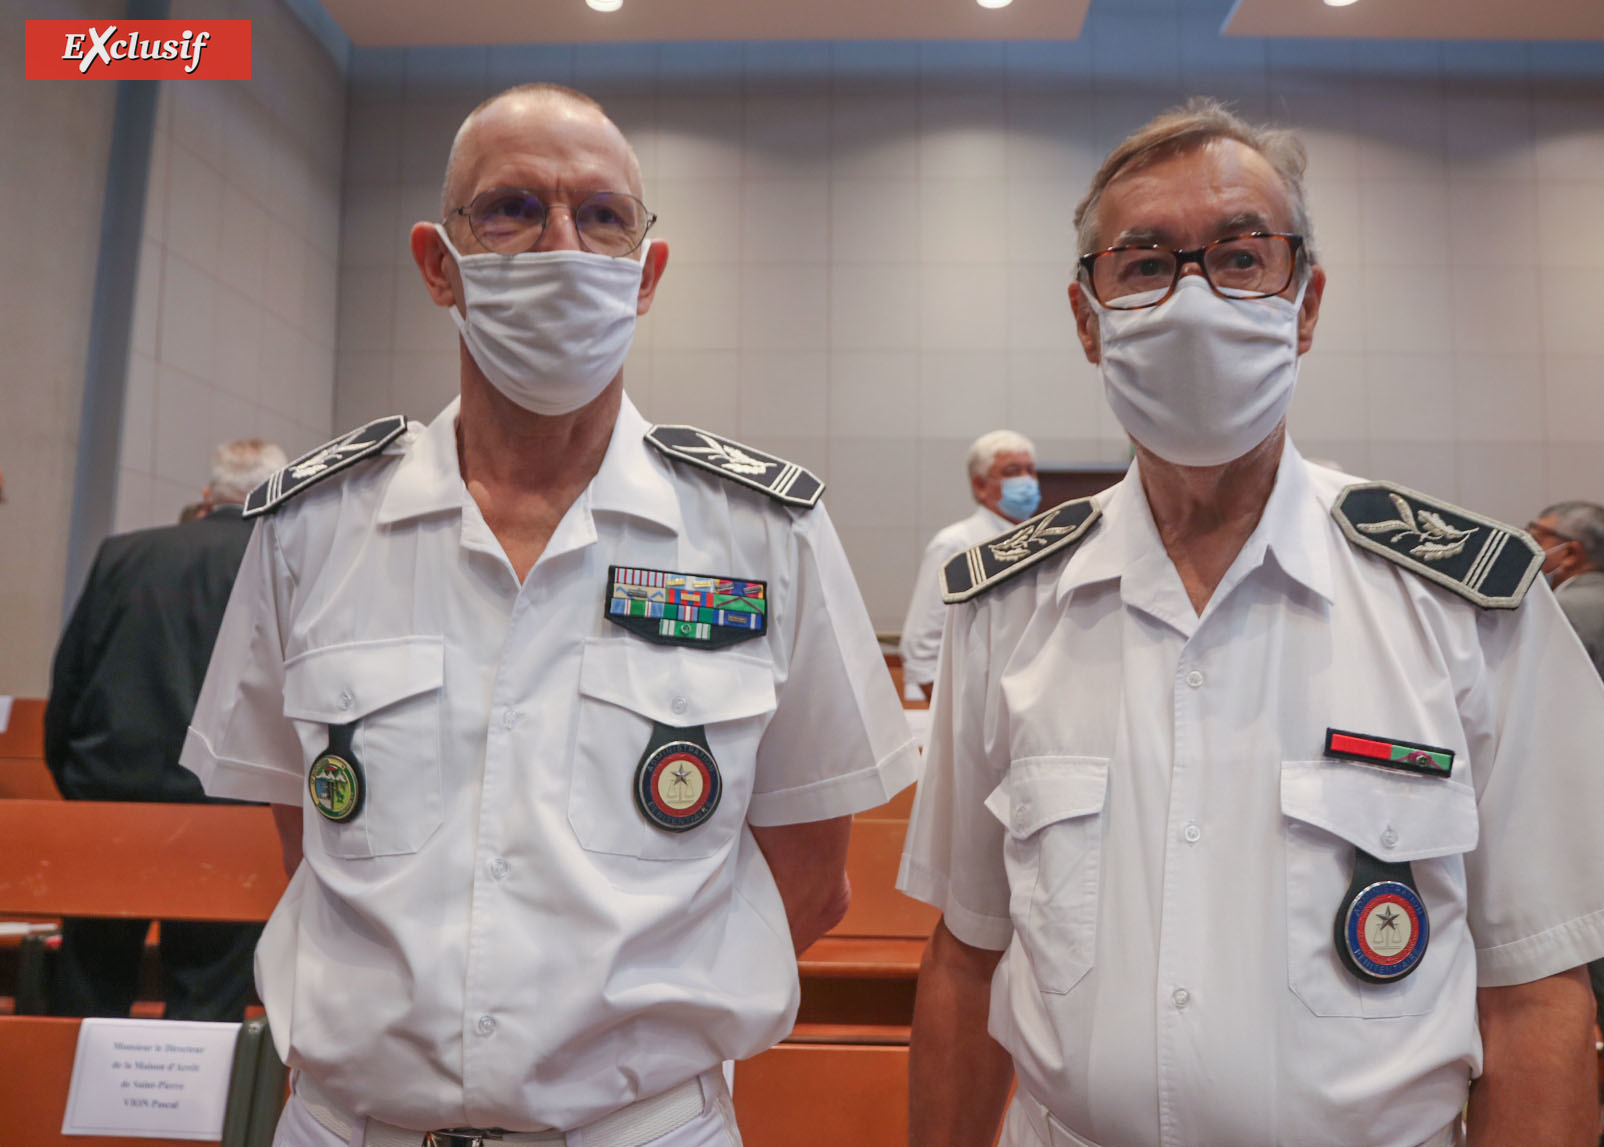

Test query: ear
[970,471,987,501]
[1069,279,1101,365]
[410,221,463,312]
[635,239,670,317]
[1296,265,1326,356]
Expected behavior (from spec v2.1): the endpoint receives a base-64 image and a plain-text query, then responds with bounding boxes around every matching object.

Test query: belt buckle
[425,1132,505,1147]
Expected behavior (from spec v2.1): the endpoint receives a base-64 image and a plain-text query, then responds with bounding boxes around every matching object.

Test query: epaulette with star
[1332,481,1542,609]
[645,425,823,509]
[243,416,408,519]
[941,498,1102,604]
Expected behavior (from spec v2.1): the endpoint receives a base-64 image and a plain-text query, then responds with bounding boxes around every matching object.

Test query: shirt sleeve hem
[180,727,304,806]
[746,737,921,826]
[895,856,1012,951]
[1475,906,1604,987]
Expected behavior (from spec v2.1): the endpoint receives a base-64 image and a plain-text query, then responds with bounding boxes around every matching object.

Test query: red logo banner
[25,20,251,80]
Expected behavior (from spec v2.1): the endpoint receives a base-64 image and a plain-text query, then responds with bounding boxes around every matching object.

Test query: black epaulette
[941,498,1102,604]
[243,416,409,519]
[1332,481,1542,609]
[645,425,823,509]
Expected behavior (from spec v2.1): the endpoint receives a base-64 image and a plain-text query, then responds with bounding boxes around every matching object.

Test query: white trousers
[271,1076,741,1147]
[998,1090,1462,1147]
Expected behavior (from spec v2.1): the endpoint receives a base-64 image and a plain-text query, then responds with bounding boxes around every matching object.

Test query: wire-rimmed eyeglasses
[448,187,657,257]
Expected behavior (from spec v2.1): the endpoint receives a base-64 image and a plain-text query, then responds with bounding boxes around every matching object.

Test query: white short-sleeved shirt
[899,442,1604,1147]
[900,506,1013,689]
[182,395,918,1132]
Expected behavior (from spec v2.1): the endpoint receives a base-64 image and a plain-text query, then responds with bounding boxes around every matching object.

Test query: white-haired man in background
[46,437,287,1020]
[898,430,1039,701]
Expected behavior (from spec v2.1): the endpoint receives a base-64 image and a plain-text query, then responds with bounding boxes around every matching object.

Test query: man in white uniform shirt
[899,98,1604,1147]
[181,83,917,1147]
[898,431,1038,702]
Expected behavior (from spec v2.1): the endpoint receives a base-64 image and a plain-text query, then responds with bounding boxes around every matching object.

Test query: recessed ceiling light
[977,0,1013,8]
[1323,0,1360,6]
[587,0,621,10]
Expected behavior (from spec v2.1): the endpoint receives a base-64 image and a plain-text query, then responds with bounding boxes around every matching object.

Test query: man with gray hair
[898,430,1039,701]
[45,437,286,1020]
[901,97,1604,1146]
[1529,500,1604,679]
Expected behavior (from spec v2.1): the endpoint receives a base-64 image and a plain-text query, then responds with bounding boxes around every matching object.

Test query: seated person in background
[898,430,1038,701]
[45,437,286,1021]
[1528,500,1604,678]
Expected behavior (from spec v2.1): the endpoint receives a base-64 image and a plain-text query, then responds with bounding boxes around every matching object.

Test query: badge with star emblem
[1334,849,1429,984]
[634,722,722,833]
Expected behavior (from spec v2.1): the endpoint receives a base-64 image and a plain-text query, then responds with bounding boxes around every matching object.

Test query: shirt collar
[376,394,682,536]
[1055,441,1333,608]
[376,400,460,525]
[588,396,684,536]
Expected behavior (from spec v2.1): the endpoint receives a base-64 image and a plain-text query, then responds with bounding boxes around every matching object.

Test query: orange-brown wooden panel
[0,757,61,799]
[859,785,915,821]
[0,698,46,758]
[831,818,939,940]
[799,937,925,979]
[0,801,286,922]
[734,1042,908,1147]
[0,1015,203,1146]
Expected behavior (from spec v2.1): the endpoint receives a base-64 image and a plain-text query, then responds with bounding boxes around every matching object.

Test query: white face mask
[1091,274,1306,467]
[435,224,647,416]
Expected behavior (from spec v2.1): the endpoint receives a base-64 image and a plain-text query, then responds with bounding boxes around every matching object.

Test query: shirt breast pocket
[1281,760,1478,1018]
[282,636,445,859]
[987,756,1109,996]
[567,636,776,869]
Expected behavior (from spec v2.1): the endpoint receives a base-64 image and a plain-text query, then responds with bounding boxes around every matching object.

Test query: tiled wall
[113,0,346,533]
[0,0,119,696]
[332,20,1604,632]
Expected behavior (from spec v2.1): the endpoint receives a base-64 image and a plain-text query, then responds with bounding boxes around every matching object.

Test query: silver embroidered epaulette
[645,425,823,509]
[941,498,1102,604]
[243,416,408,519]
[1332,481,1542,609]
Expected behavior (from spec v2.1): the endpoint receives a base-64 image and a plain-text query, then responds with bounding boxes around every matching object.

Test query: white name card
[62,1018,241,1140]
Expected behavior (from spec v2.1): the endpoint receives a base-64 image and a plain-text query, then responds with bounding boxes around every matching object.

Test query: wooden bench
[0,698,57,799]
[796,816,934,1040]
[734,1041,909,1146]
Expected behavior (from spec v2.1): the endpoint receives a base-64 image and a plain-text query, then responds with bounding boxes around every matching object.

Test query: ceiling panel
[321,0,1090,48]
[1224,0,1604,41]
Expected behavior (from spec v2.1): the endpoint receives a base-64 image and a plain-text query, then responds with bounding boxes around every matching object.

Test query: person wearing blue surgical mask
[898,430,1038,701]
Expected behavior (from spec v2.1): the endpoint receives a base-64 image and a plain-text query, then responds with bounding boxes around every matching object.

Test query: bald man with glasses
[182,83,916,1147]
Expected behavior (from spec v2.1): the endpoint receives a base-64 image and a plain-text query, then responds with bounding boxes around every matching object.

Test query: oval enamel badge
[635,741,721,833]
[1341,880,1429,983]
[308,752,364,823]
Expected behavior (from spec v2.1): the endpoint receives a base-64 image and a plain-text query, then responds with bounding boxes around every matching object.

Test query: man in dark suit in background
[45,437,286,1020]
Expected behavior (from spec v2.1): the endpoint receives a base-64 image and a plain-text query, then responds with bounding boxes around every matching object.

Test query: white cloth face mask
[1091,273,1307,467]
[435,224,648,416]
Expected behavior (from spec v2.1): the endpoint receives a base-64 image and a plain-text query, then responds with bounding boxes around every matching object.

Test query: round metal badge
[1340,880,1429,983]
[308,752,365,823]
[635,741,721,833]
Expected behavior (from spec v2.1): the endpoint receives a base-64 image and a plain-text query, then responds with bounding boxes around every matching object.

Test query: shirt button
[670,696,689,716]
[1380,826,1399,849]
[337,690,354,711]
[1183,823,1202,844]
[1172,988,1191,1009]
[501,710,519,730]
[476,1015,496,1036]
[488,858,510,880]
[1184,670,1205,689]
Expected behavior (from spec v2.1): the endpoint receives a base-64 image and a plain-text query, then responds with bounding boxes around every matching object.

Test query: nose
[529,203,583,253]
